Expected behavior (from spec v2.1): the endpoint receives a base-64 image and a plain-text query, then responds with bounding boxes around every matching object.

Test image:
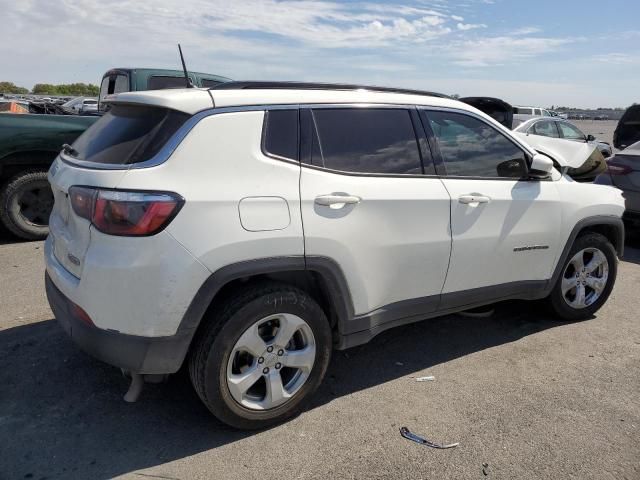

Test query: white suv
[45,82,625,429]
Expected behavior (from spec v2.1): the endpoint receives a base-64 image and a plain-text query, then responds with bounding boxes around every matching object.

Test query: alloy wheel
[226,313,316,410]
[561,247,609,309]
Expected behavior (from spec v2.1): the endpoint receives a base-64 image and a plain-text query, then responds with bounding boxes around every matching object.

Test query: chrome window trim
[58,103,441,171]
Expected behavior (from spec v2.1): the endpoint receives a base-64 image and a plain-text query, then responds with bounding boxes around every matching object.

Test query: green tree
[0,81,29,94]
[32,83,59,95]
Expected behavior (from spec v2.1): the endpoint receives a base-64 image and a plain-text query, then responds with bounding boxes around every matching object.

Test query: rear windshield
[69,105,189,164]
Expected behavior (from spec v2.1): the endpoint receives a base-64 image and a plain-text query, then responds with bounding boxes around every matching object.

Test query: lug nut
[263,367,269,374]
[267,346,274,353]
[275,363,282,370]
[277,349,284,356]
[258,357,264,364]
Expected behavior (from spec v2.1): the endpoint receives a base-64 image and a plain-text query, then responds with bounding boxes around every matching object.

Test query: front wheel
[546,233,617,321]
[189,283,332,429]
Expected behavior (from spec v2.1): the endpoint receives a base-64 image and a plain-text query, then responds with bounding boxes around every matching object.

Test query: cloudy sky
[2,0,639,107]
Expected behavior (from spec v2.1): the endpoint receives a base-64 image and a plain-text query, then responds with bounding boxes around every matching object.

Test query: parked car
[0,68,230,240]
[45,82,625,429]
[514,117,612,157]
[613,105,640,150]
[513,105,553,125]
[461,98,607,182]
[61,97,99,114]
[594,141,640,232]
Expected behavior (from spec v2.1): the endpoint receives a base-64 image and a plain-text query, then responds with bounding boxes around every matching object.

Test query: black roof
[209,81,450,99]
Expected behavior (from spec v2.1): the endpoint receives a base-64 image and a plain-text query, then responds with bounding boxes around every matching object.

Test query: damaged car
[461,97,606,182]
[614,104,640,150]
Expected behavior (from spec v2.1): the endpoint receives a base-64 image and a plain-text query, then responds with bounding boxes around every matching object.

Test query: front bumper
[46,272,192,374]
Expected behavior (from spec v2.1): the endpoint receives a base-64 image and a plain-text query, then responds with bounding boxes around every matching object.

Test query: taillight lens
[607,161,632,176]
[68,187,183,236]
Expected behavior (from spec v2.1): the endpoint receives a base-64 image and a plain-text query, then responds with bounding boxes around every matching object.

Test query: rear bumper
[46,272,191,374]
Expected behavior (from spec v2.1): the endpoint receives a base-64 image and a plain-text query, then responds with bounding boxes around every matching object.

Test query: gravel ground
[1,229,639,480]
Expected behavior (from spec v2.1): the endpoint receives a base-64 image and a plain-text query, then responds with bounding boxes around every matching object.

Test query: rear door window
[530,120,560,138]
[201,78,225,88]
[69,105,189,165]
[308,108,423,174]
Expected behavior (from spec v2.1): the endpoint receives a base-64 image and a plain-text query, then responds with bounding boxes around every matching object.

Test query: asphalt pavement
[1,229,639,479]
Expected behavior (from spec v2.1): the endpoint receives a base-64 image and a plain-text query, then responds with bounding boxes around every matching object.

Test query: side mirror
[586,134,596,142]
[497,159,526,178]
[529,153,554,179]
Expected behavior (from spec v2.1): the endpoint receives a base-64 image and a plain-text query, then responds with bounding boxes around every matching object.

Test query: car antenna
[178,44,194,88]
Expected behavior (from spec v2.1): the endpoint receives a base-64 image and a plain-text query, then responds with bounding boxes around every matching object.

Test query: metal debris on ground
[415,375,435,382]
[399,427,459,449]
[483,462,490,476]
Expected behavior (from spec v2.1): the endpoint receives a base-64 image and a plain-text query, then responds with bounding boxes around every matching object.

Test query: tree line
[1,81,99,96]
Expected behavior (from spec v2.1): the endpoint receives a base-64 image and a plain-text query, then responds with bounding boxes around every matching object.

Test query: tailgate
[47,157,127,277]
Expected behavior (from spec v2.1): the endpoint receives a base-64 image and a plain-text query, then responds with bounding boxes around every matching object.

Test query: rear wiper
[62,143,79,157]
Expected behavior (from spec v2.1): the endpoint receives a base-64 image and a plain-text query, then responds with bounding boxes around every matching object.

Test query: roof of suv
[107,82,470,116]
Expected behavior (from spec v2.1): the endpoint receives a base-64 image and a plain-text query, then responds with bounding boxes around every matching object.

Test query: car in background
[514,117,613,158]
[513,105,553,125]
[61,97,98,114]
[595,141,640,232]
[614,105,640,150]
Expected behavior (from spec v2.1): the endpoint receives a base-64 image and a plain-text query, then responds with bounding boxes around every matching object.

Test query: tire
[546,232,617,321]
[0,170,53,240]
[189,282,332,429]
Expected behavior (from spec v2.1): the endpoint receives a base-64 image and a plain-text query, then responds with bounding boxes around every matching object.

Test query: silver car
[514,117,613,158]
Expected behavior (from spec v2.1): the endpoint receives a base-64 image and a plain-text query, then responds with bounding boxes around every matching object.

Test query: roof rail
[209,81,450,99]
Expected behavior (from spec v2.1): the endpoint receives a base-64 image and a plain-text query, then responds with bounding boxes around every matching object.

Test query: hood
[459,97,513,129]
[513,131,606,180]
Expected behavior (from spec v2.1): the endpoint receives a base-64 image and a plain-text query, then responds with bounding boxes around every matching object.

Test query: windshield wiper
[62,143,79,157]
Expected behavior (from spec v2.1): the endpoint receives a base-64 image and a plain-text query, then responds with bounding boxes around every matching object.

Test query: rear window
[69,105,189,165]
[514,107,533,115]
[147,76,192,90]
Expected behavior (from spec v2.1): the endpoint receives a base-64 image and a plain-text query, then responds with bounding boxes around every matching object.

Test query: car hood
[512,132,597,168]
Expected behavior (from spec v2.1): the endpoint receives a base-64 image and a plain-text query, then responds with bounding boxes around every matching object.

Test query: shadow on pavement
[1,302,569,480]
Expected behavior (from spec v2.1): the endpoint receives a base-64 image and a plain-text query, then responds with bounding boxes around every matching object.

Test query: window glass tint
[70,105,189,164]
[147,76,192,90]
[530,120,559,138]
[558,122,585,140]
[428,111,526,178]
[310,109,422,174]
[515,107,533,115]
[263,109,298,160]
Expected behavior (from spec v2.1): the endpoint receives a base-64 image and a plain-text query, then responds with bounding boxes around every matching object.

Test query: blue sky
[2,0,639,107]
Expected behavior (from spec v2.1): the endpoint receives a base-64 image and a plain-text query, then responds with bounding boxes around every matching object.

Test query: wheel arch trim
[547,215,624,294]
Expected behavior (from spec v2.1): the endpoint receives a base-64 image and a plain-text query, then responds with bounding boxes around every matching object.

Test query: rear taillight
[69,186,183,236]
[606,161,632,176]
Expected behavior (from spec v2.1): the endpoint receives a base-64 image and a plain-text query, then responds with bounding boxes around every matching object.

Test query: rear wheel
[0,170,52,240]
[189,283,332,429]
[547,233,617,321]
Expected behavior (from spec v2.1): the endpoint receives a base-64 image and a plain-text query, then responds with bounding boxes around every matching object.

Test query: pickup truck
[0,68,229,240]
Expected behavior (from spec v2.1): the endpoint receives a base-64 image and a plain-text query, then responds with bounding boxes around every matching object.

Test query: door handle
[314,194,361,207]
[458,194,491,205]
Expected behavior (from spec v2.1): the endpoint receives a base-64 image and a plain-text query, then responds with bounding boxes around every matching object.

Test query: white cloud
[448,36,577,67]
[457,22,487,31]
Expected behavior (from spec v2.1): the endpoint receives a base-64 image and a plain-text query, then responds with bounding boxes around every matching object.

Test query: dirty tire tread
[0,169,51,240]
[546,232,617,321]
[188,281,331,429]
